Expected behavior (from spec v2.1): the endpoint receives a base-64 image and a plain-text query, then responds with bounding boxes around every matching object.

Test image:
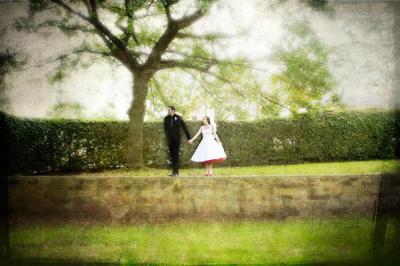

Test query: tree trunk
[126,73,151,169]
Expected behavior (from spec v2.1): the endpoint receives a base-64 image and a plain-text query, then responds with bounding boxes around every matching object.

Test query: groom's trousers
[167,139,180,173]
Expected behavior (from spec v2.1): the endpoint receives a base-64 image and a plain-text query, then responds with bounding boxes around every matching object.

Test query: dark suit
[164,114,191,174]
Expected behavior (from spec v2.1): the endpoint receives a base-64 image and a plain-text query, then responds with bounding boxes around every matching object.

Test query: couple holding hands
[164,106,227,176]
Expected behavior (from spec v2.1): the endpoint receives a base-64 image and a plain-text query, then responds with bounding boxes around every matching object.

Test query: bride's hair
[204,116,218,131]
[204,116,211,125]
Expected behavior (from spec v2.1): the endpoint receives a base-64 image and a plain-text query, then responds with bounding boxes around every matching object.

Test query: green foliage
[13,17,36,33]
[155,0,180,11]
[47,43,100,84]
[150,57,273,121]
[3,110,399,174]
[28,0,50,16]
[48,102,86,119]
[0,49,25,112]
[126,0,148,13]
[14,16,84,37]
[198,0,215,12]
[48,55,78,84]
[147,19,340,121]
[270,20,340,116]
[274,0,334,15]
[306,0,335,15]
[0,49,24,77]
[134,28,162,47]
[4,114,128,173]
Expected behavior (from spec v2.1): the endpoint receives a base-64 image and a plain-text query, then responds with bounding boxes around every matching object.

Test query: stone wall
[8,174,394,224]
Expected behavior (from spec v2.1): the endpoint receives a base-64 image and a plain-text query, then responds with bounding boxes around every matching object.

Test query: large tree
[14,0,249,168]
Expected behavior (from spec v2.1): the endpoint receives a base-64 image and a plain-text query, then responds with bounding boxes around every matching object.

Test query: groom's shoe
[168,171,179,176]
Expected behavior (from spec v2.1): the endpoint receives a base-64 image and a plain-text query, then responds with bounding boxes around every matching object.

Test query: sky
[1,0,399,120]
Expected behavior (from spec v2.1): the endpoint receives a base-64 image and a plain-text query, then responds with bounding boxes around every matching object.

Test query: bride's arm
[188,127,202,143]
[212,127,221,143]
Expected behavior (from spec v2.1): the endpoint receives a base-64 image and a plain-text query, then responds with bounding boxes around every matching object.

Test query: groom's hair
[168,106,176,111]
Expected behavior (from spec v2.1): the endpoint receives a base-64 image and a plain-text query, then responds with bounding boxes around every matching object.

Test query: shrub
[2,111,399,174]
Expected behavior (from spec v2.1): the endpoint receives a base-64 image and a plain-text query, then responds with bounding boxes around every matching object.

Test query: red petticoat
[201,157,227,164]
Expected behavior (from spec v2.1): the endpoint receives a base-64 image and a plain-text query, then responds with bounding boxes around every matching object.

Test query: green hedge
[2,111,399,174]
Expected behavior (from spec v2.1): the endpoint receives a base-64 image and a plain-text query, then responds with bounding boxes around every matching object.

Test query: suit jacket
[164,114,191,142]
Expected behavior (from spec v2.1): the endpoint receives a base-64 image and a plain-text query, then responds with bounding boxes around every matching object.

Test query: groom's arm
[180,117,191,140]
[163,116,168,137]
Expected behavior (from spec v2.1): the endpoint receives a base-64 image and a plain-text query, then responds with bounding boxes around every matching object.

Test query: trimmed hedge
[2,111,399,174]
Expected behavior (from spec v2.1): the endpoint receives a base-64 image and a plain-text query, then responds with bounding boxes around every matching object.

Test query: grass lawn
[10,218,379,265]
[77,159,399,177]
[10,160,399,265]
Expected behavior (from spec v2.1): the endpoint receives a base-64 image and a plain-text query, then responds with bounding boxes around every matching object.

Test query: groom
[164,106,191,176]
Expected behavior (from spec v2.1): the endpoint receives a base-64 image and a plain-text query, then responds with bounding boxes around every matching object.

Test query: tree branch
[117,22,140,46]
[162,1,173,23]
[158,59,246,99]
[175,9,204,30]
[54,47,111,62]
[89,0,98,18]
[51,0,140,69]
[51,0,92,23]
[85,0,126,51]
[176,32,224,40]
[182,69,235,114]
[20,46,108,71]
[58,21,96,34]
[250,78,289,109]
[165,49,251,68]
[158,59,210,72]
[150,77,170,106]
[144,6,209,68]
[51,0,124,50]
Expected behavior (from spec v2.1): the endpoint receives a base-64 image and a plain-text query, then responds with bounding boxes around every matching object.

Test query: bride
[188,116,227,176]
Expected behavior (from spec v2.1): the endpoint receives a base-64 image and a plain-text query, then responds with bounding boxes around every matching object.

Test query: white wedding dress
[191,125,227,164]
